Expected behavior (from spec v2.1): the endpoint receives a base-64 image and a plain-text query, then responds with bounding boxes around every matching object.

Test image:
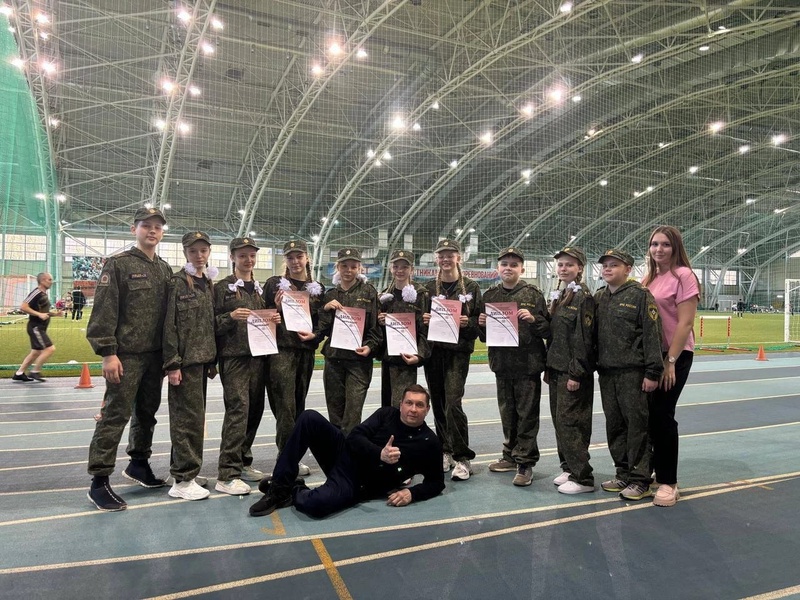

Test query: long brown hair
[642,225,701,294]
[283,251,313,284]
[435,254,470,315]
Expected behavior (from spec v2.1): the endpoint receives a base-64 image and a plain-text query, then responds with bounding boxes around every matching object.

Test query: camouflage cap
[434,239,460,253]
[554,246,586,266]
[598,248,634,266]
[181,231,211,247]
[498,246,525,261]
[133,206,167,224]
[229,237,260,252]
[336,247,362,262]
[283,240,308,255]
[389,249,414,264]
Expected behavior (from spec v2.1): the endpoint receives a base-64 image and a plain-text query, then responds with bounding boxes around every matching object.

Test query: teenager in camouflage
[262,240,325,475]
[364,249,430,408]
[546,246,596,495]
[479,247,550,487]
[594,249,663,501]
[422,239,481,481]
[298,248,379,433]
[214,237,273,496]
[85,207,173,512]
[162,231,219,501]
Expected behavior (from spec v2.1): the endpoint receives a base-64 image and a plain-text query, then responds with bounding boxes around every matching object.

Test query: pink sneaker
[653,483,679,507]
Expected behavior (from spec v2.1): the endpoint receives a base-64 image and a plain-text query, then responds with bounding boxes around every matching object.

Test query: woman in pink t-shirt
[642,226,699,507]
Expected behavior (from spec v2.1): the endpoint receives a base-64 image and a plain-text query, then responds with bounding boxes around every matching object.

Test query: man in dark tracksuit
[13,272,57,382]
[479,247,550,487]
[86,207,172,512]
[249,384,444,518]
[594,249,663,501]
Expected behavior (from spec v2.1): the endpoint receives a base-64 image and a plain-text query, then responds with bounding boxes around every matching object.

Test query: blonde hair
[549,269,583,316]
[382,261,414,295]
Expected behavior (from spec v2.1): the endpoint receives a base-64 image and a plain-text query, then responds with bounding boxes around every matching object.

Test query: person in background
[262,240,325,476]
[12,272,58,383]
[642,226,700,507]
[163,231,218,501]
[71,287,87,320]
[85,207,173,511]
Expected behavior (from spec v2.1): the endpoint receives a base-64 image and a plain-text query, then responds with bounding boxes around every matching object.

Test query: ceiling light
[431,101,440,110]
[455,228,462,234]
[745,198,756,204]
[658,142,669,148]
[161,79,175,93]
[738,145,750,154]
[391,115,406,129]
[154,118,166,131]
[311,64,324,76]
[737,248,747,254]
[356,48,368,59]
[11,57,24,69]
[366,149,375,158]
[56,193,66,202]
[177,9,191,22]
[328,42,343,56]
[374,159,382,167]
[699,45,710,51]
[188,85,201,96]
[572,94,582,103]
[0,5,12,16]
[775,208,789,214]
[201,42,215,55]
[449,160,459,169]
[144,202,153,209]
[34,12,49,25]
[163,203,171,209]
[559,2,573,13]
[40,60,57,75]
[177,121,191,134]
[521,169,532,179]
[717,25,727,31]
[35,193,46,200]
[520,103,534,117]
[312,234,320,242]
[646,186,654,192]
[771,134,787,146]
[249,231,256,236]
[39,31,49,40]
[599,179,608,186]
[546,86,566,103]
[48,117,60,128]
[479,131,493,145]
[237,209,245,215]
[688,166,699,174]
[708,121,725,133]
[210,17,223,30]
[700,246,709,252]
[382,152,392,160]
[633,191,641,197]
[631,53,644,63]
[163,225,169,231]
[412,122,421,131]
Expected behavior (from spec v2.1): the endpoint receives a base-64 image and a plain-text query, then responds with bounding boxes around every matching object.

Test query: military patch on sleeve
[648,303,659,321]
[584,312,593,328]
[98,273,110,287]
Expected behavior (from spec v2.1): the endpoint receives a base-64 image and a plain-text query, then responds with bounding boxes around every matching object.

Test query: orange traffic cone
[755,345,768,361]
[75,363,95,388]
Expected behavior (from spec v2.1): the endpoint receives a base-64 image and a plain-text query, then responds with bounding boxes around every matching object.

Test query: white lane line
[739,584,800,600]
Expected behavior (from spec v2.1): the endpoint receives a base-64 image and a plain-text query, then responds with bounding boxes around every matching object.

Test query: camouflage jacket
[594,279,664,381]
[369,282,432,365]
[86,247,172,356]
[424,276,482,354]
[314,278,379,362]
[214,274,266,358]
[162,270,217,371]
[546,283,596,380]
[479,281,550,377]
[262,275,325,351]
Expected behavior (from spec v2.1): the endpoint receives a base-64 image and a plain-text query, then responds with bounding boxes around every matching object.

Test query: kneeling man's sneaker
[88,480,127,512]
[619,483,653,501]
[123,461,166,488]
[169,479,210,501]
[215,478,251,496]
[249,490,292,517]
[512,464,533,487]
[451,460,472,481]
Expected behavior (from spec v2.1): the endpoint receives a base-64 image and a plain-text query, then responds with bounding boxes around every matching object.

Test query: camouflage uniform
[163,264,216,482]
[86,247,172,476]
[262,274,325,451]
[314,272,379,434]
[480,279,550,467]
[371,281,431,408]
[423,276,481,462]
[547,281,596,487]
[214,273,266,480]
[594,278,663,486]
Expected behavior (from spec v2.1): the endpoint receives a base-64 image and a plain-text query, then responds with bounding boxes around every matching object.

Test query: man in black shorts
[13,273,57,382]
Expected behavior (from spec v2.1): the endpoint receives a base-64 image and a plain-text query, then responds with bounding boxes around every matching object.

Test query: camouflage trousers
[598,369,651,485]
[168,363,207,481]
[424,349,475,461]
[323,358,373,434]
[87,351,163,476]
[218,355,265,480]
[265,348,315,451]
[380,362,418,408]
[496,374,542,467]
[548,370,594,486]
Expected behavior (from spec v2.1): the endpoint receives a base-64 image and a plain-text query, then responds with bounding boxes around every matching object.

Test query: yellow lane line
[312,538,354,600]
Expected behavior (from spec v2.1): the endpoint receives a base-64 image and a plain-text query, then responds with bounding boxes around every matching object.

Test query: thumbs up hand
[380,435,401,464]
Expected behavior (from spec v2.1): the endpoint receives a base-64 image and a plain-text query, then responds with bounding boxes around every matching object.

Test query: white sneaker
[298,462,311,477]
[195,475,208,487]
[451,460,472,481]
[553,471,571,486]
[442,453,455,472]
[557,480,595,495]
[215,478,251,495]
[169,479,211,501]
[240,466,264,482]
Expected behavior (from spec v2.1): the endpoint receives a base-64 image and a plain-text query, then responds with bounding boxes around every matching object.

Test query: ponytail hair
[550,271,583,316]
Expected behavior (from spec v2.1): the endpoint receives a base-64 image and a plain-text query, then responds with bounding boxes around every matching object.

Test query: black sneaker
[29,372,46,382]
[11,373,33,382]
[87,481,127,512]
[249,490,293,517]
[123,461,166,488]
[258,475,305,495]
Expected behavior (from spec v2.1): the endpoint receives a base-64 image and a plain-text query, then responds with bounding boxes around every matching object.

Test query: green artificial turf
[0,309,795,377]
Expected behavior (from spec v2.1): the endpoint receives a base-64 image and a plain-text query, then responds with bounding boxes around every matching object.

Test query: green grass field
[0,309,794,377]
